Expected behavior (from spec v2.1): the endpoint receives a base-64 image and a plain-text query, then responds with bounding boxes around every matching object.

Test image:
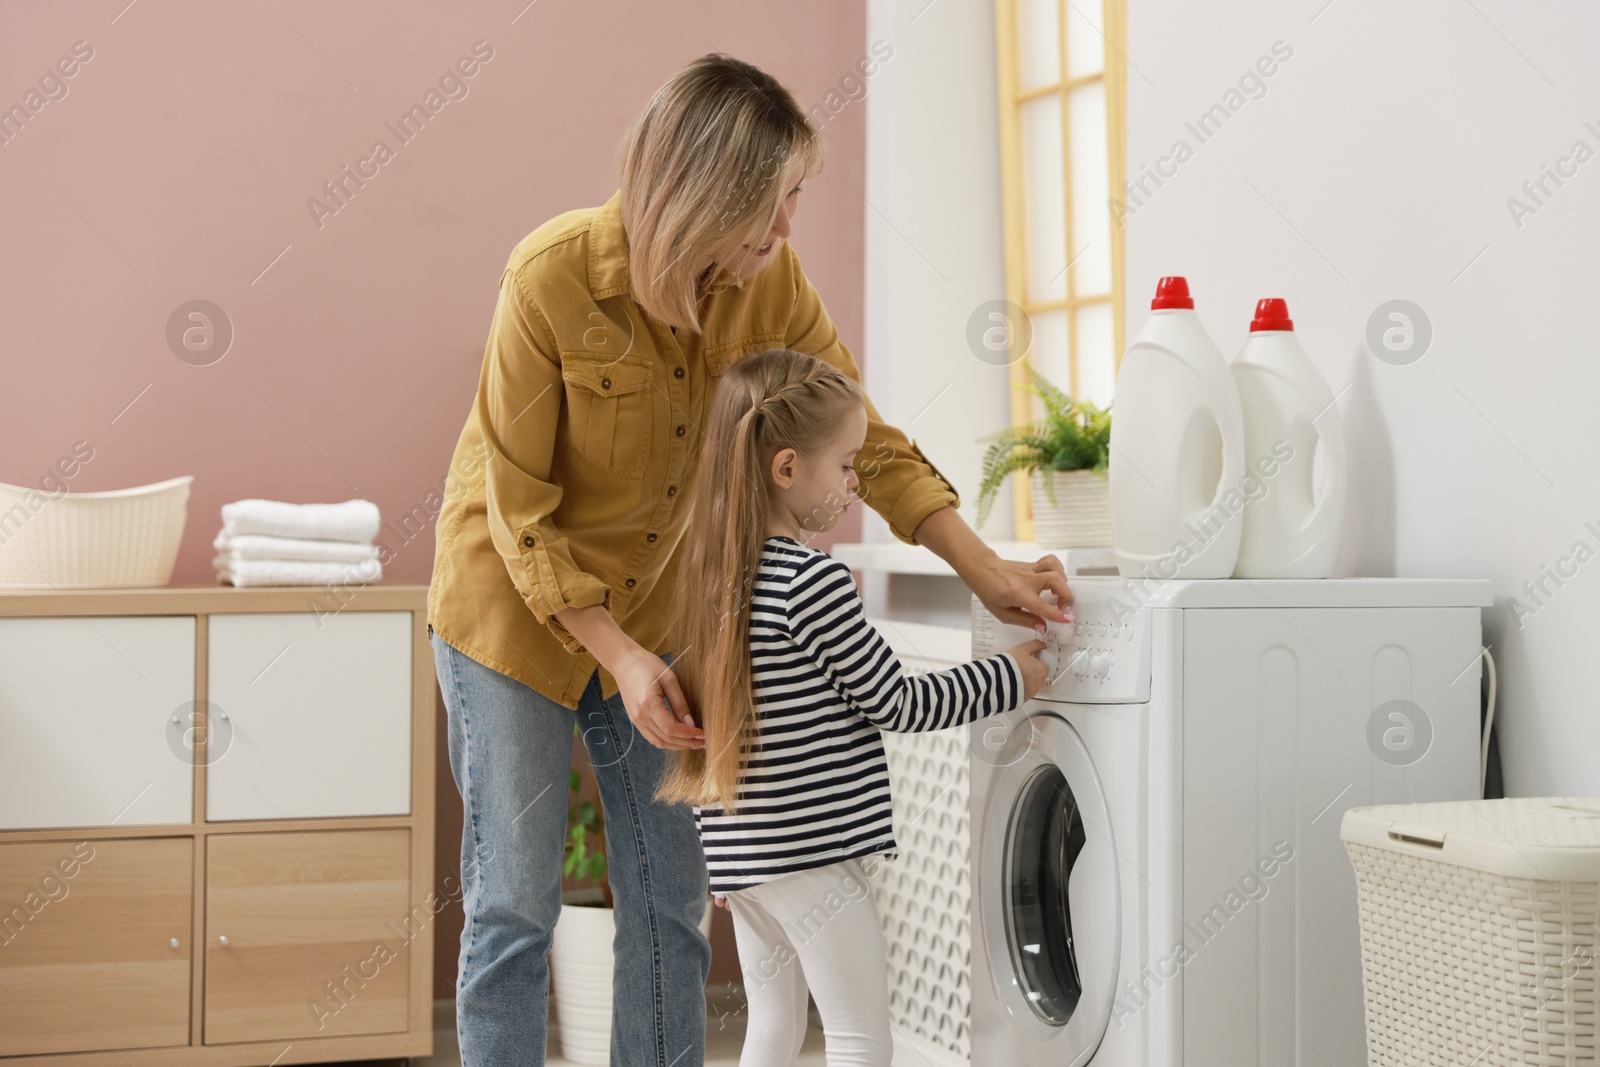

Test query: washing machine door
[977,711,1120,1066]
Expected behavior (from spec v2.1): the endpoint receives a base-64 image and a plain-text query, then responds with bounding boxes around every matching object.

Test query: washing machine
[967,576,1492,1066]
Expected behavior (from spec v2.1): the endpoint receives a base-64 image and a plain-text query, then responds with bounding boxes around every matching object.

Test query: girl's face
[717,178,803,281]
[769,403,867,538]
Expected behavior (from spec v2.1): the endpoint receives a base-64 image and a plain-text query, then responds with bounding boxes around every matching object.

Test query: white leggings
[725,857,894,1067]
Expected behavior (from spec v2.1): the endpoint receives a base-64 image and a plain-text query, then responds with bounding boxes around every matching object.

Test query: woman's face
[721,178,803,280]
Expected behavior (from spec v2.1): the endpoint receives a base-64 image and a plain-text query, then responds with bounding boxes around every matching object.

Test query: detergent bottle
[1230,298,1347,578]
[1108,277,1245,579]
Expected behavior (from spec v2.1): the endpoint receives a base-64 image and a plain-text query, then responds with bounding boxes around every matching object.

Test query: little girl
[657,348,1049,1066]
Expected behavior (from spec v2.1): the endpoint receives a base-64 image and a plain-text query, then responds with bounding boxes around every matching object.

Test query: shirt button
[675,425,686,437]
[625,578,637,588]
[522,535,535,547]
[667,485,677,496]
[601,377,612,390]
[673,367,685,379]
[647,532,658,542]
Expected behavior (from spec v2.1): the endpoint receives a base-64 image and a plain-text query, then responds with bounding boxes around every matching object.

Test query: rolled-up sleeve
[477,260,610,653]
[782,245,959,545]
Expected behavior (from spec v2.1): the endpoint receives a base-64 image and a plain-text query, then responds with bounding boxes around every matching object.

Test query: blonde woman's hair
[616,55,826,334]
[656,349,864,813]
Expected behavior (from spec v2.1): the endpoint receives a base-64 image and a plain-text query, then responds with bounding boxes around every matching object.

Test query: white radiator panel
[869,619,975,1066]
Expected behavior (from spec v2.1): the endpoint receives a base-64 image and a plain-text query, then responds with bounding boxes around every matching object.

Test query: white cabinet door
[1179,606,1482,1067]
[0,616,195,829]
[206,611,412,821]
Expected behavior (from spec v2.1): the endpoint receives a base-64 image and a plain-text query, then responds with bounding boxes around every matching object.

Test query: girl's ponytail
[656,349,862,813]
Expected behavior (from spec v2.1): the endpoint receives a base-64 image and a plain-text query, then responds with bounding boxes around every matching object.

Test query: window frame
[994,0,1128,541]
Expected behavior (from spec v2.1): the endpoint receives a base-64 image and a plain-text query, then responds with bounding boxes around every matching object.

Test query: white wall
[863,0,1016,544]
[1125,0,1600,796]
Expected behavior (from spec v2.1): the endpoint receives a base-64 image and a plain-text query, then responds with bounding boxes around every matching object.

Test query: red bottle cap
[1250,298,1294,331]
[1150,276,1194,310]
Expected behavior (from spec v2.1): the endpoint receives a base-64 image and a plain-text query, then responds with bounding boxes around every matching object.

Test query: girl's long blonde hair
[656,349,864,813]
[616,54,826,334]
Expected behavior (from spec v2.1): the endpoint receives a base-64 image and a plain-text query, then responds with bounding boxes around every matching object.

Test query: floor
[412,996,828,1066]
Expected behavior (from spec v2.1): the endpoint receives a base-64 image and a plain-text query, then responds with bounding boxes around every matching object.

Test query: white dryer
[968,577,1491,1066]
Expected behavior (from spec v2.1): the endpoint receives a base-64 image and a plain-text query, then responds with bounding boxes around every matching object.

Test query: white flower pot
[550,895,715,1065]
[1029,468,1112,548]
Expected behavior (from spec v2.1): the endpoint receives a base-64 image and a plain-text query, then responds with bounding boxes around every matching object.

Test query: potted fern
[549,725,714,1065]
[976,361,1113,548]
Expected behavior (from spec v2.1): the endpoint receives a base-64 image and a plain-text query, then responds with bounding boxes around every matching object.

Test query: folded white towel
[213,531,380,565]
[214,555,382,588]
[219,498,381,543]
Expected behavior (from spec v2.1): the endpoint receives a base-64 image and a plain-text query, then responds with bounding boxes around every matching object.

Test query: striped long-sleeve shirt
[694,534,1027,894]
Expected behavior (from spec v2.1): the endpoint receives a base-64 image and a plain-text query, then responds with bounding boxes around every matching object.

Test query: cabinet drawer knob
[170,937,181,949]
[218,934,230,946]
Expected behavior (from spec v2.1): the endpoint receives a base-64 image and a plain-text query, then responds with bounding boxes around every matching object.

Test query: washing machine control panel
[970,581,1151,704]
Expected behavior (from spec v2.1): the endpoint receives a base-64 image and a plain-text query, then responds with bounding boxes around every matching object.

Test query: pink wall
[1,0,869,580]
[3,0,868,999]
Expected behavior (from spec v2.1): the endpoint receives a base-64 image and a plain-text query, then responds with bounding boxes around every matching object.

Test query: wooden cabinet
[0,837,192,1056]
[0,616,195,830]
[205,830,411,1044]
[0,586,434,1067]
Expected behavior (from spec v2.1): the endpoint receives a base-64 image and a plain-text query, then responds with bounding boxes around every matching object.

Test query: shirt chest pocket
[560,352,654,478]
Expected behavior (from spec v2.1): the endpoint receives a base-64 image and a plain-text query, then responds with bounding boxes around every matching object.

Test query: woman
[427,53,1072,1067]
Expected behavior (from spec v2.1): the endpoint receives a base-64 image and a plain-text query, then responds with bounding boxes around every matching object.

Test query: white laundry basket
[0,475,193,588]
[1341,798,1600,1066]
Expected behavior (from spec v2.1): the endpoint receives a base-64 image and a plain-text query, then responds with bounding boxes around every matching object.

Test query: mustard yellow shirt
[427,191,959,709]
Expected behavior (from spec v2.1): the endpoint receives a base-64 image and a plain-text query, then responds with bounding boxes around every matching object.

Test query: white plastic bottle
[1230,298,1347,578]
[1109,277,1245,580]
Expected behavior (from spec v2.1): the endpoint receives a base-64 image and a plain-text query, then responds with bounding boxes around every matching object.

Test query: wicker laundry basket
[1342,798,1600,1066]
[0,475,193,587]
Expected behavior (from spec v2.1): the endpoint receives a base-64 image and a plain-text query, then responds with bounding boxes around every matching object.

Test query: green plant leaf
[574,800,600,828]
[564,724,609,888]
[975,443,1047,528]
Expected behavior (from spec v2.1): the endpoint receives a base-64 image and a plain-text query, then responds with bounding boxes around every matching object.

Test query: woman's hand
[612,643,706,751]
[968,554,1075,633]
[911,506,1073,632]
[554,604,705,750]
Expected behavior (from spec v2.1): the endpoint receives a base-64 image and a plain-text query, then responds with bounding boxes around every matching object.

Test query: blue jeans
[432,634,712,1066]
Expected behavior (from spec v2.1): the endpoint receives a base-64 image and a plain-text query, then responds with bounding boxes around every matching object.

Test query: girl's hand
[613,644,705,751]
[1005,638,1050,700]
[713,895,729,910]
